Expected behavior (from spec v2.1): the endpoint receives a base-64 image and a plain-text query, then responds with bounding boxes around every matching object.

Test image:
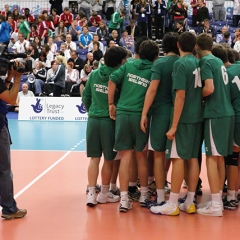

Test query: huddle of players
[82,31,240,217]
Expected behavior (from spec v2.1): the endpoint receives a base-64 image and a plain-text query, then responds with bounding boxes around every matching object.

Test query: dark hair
[196,33,213,51]
[226,49,236,64]
[30,42,38,52]
[43,44,50,53]
[64,7,70,11]
[212,44,228,63]
[93,41,100,48]
[104,46,127,67]
[204,19,210,23]
[176,21,184,26]
[223,31,230,39]
[230,49,240,62]
[42,10,48,15]
[18,15,26,20]
[134,36,148,55]
[52,8,57,13]
[78,11,86,18]
[122,29,128,34]
[0,15,6,22]
[51,60,56,66]
[162,32,179,55]
[39,51,47,61]
[71,50,78,56]
[178,32,196,52]
[34,36,41,47]
[58,51,65,56]
[47,15,53,22]
[31,24,38,30]
[139,40,159,61]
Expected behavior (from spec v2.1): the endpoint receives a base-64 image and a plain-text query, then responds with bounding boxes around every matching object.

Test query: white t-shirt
[12,40,30,53]
[18,90,34,100]
[65,41,77,51]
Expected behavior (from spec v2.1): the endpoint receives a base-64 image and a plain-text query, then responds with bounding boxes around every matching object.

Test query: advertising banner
[18,97,88,121]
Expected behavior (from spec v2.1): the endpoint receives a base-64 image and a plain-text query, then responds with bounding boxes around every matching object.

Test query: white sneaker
[119,199,133,212]
[150,201,180,216]
[97,192,120,203]
[179,202,196,214]
[197,200,224,211]
[197,201,223,217]
[86,192,97,206]
[139,194,148,207]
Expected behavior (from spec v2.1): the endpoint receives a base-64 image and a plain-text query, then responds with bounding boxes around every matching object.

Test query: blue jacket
[0,22,12,43]
[153,0,167,16]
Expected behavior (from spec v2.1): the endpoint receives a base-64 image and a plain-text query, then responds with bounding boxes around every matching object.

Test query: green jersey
[110,59,153,115]
[19,20,30,39]
[199,54,234,118]
[151,55,180,114]
[108,11,124,31]
[172,54,203,123]
[227,64,240,122]
[82,65,117,118]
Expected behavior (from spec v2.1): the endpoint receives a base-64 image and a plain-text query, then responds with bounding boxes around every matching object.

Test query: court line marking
[11,149,86,152]
[14,151,71,199]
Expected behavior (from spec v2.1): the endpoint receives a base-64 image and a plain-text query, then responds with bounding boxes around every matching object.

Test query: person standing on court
[0,64,27,220]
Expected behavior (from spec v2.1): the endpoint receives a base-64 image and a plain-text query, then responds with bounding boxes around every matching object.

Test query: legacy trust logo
[76,103,86,114]
[31,98,43,113]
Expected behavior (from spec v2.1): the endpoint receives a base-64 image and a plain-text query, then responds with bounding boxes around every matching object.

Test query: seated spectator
[174,20,185,35]
[64,62,79,96]
[92,0,104,17]
[92,41,103,61]
[216,26,231,45]
[18,15,31,41]
[107,30,120,46]
[65,34,77,51]
[33,36,42,52]
[27,61,47,96]
[200,19,215,37]
[92,60,99,70]
[217,30,232,45]
[68,50,85,73]
[27,42,40,60]
[234,33,240,53]
[231,28,240,48]
[46,15,55,32]
[30,24,39,41]
[78,16,88,28]
[60,43,71,60]
[42,44,54,62]
[88,34,104,53]
[12,8,20,22]
[78,26,93,49]
[24,8,35,25]
[55,20,67,41]
[125,19,141,41]
[79,64,92,95]
[96,20,109,41]
[84,52,94,67]
[59,7,73,28]
[108,39,117,48]
[119,29,135,54]
[48,37,58,55]
[37,51,51,69]
[0,4,12,18]
[51,8,60,27]
[69,19,82,41]
[14,83,34,112]
[12,33,30,53]
[89,11,102,27]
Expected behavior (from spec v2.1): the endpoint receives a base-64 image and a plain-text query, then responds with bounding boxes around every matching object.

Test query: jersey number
[232,76,240,91]
[193,68,202,88]
[221,66,228,85]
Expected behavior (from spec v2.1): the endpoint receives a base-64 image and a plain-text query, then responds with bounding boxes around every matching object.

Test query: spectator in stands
[64,61,79,96]
[216,26,232,45]
[171,0,186,29]
[24,8,35,25]
[147,0,153,39]
[79,64,92,95]
[0,4,11,18]
[174,20,185,34]
[60,43,71,61]
[153,0,167,40]
[168,0,177,31]
[92,41,104,61]
[107,30,120,46]
[212,0,226,21]
[12,8,19,22]
[69,19,82,41]
[12,33,30,53]
[60,7,73,29]
[231,28,240,48]
[37,51,51,69]
[96,20,109,41]
[79,0,92,19]
[92,0,104,17]
[42,10,48,19]
[105,0,116,20]
[48,37,57,55]
[7,14,16,33]
[49,0,63,16]
[130,0,139,20]
[108,8,126,36]
[18,15,31,41]
[88,34,104,53]
[233,0,240,27]
[92,60,99,69]
[217,31,231,45]
[0,15,12,45]
[78,15,88,28]
[51,8,60,27]
[136,0,151,37]
[119,29,135,54]
[42,44,54,62]
[65,34,77,51]
[46,16,55,32]
[38,14,49,44]
[196,0,209,33]
[55,20,67,41]
[108,39,117,47]
[27,42,40,60]
[33,36,42,52]
[126,19,142,41]
[89,11,102,27]
[84,52,94,67]
[79,26,93,49]
[200,19,215,37]
[68,50,85,73]
[30,24,39,41]
[234,33,240,52]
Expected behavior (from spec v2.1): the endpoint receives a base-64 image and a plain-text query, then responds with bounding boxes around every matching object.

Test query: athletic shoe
[2,209,27,220]
[179,203,196,214]
[150,201,180,216]
[223,183,227,193]
[165,181,171,194]
[97,191,120,203]
[128,188,141,201]
[148,181,157,197]
[139,195,149,207]
[137,178,141,188]
[86,192,97,206]
[86,184,101,194]
[110,187,120,196]
[197,201,223,217]
[146,198,165,209]
[178,195,197,205]
[119,199,133,212]
[222,196,237,210]
[195,187,203,196]
[235,198,239,206]
[197,200,224,211]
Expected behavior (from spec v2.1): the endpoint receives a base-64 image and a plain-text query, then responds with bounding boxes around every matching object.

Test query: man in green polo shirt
[18,15,30,40]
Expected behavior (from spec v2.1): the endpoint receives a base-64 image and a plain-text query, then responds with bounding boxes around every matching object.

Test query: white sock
[129,182,137,187]
[101,185,109,194]
[148,176,154,185]
[219,190,223,197]
[120,191,128,201]
[212,193,221,204]
[185,191,195,205]
[88,186,95,194]
[157,189,165,203]
[168,192,179,205]
[141,186,148,196]
[110,183,117,191]
[227,190,235,201]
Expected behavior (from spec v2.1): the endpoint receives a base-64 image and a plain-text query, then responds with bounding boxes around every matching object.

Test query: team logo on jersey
[165,149,169,154]
[205,147,208,152]
[31,98,43,113]
[76,103,86,114]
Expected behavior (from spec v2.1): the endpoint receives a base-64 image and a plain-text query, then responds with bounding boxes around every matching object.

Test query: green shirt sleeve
[200,59,213,81]
[110,64,126,85]
[172,61,187,91]
[82,77,92,112]
[151,61,162,81]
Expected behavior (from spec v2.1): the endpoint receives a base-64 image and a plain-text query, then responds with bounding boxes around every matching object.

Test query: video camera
[0,44,32,76]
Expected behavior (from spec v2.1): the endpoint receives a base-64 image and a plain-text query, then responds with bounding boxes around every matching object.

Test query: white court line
[14,151,71,199]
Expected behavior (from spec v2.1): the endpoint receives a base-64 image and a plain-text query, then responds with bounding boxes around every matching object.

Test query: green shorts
[166,122,202,160]
[114,114,149,152]
[204,116,235,157]
[149,113,170,152]
[86,117,117,161]
[233,122,240,147]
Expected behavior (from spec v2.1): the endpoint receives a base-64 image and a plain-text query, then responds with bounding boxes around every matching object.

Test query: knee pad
[225,153,239,166]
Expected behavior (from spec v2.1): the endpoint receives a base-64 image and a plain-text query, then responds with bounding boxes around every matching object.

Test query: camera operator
[0,63,27,220]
